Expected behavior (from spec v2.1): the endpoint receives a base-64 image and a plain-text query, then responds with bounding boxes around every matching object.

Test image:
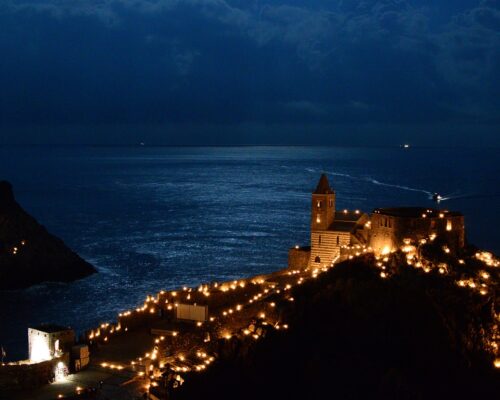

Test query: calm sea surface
[0,146,498,359]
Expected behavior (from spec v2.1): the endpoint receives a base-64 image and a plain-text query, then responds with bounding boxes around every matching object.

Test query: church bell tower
[311,173,335,231]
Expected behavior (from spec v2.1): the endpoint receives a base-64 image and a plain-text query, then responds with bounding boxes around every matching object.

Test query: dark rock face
[0,181,96,290]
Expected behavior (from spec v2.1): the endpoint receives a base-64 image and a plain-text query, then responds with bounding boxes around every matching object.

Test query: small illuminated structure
[28,325,75,363]
[54,361,68,382]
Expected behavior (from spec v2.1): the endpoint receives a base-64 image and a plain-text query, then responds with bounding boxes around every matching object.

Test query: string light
[81,233,498,396]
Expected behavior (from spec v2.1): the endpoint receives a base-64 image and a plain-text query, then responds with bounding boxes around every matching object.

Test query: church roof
[373,207,462,218]
[334,211,363,222]
[329,220,358,232]
[313,174,334,194]
[31,324,73,334]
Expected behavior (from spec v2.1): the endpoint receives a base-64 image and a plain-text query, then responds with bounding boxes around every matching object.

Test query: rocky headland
[66,241,497,400]
[173,251,499,400]
[0,181,96,290]
[2,240,498,399]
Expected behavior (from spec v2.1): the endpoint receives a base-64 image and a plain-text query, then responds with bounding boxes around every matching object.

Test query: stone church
[288,174,465,270]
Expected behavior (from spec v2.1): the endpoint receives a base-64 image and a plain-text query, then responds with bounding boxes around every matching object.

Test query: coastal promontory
[0,181,96,290]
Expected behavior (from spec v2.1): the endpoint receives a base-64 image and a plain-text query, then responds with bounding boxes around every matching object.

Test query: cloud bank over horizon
[0,0,498,145]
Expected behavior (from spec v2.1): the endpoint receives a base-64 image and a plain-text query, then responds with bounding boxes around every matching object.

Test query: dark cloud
[0,1,498,145]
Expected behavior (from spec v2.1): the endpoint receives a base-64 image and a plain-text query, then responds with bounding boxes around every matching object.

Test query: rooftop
[373,207,462,218]
[334,210,365,222]
[30,324,73,334]
[330,220,358,232]
[291,246,311,252]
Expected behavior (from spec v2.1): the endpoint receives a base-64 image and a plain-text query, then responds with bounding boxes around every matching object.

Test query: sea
[0,146,498,360]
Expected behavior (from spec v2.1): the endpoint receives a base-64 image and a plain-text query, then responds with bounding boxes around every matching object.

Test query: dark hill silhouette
[0,181,96,289]
[175,256,499,400]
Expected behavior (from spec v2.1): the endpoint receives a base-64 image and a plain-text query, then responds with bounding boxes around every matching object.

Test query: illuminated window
[316,215,321,223]
[316,201,321,208]
[329,199,333,207]
[446,220,452,231]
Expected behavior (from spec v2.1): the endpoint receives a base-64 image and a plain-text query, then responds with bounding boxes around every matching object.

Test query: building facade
[368,207,465,254]
[28,325,75,363]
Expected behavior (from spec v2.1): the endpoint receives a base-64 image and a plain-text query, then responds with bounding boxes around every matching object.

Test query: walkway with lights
[15,240,499,400]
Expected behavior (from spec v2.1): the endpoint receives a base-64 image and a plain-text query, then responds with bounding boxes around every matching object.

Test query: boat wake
[306,168,433,197]
[368,178,432,196]
[437,193,500,202]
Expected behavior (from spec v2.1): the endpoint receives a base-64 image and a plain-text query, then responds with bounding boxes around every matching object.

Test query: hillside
[174,254,499,400]
[0,181,96,290]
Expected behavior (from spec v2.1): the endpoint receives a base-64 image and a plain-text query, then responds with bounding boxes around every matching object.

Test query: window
[329,199,333,207]
[316,200,321,208]
[446,220,452,231]
[316,215,321,223]
[315,256,321,263]
[319,235,322,244]
[336,236,340,245]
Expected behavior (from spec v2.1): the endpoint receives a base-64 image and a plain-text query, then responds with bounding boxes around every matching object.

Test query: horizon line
[1,143,499,150]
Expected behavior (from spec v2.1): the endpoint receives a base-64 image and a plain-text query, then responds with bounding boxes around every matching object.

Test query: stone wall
[369,213,465,254]
[288,247,311,270]
[0,353,70,391]
[28,327,75,361]
[310,231,350,268]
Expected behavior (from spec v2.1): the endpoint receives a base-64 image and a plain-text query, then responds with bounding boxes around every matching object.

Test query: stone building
[28,324,75,363]
[369,207,465,254]
[289,174,466,269]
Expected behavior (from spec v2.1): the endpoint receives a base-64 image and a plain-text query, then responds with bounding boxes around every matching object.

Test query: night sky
[0,1,499,146]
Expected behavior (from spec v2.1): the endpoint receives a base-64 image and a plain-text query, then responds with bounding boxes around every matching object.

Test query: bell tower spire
[311,173,335,230]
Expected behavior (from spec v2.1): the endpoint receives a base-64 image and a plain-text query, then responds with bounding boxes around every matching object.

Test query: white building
[28,324,75,363]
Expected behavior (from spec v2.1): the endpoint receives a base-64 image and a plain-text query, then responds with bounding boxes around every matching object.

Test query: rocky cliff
[0,181,96,289]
